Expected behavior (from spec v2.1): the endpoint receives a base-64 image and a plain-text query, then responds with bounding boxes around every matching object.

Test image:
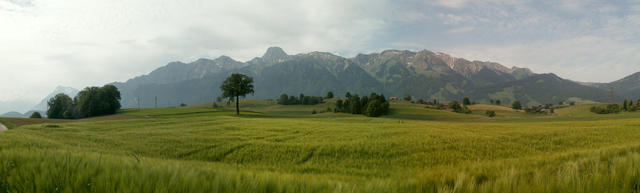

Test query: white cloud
[435,0,469,8]
[0,0,389,103]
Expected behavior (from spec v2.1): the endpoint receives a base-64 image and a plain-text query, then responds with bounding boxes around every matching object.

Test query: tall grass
[0,103,639,192]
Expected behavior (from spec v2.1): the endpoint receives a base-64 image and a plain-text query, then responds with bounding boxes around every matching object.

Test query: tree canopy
[220,73,254,115]
[335,92,389,117]
[47,85,121,119]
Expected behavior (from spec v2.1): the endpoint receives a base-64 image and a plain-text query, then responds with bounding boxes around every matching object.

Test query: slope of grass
[0,101,639,192]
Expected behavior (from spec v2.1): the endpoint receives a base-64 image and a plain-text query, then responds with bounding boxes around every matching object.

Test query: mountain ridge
[106,47,635,109]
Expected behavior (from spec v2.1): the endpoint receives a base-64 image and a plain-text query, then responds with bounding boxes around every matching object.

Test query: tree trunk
[235,95,239,115]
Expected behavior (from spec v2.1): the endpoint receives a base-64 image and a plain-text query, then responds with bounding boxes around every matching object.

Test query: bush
[485,110,496,117]
[180,103,187,107]
[30,112,42,118]
[512,101,522,110]
[448,101,472,114]
[590,104,621,114]
[311,109,317,114]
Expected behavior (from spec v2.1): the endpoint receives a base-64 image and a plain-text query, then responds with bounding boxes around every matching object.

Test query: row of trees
[591,104,622,114]
[47,85,121,119]
[591,99,639,114]
[278,94,324,105]
[335,93,390,117]
[622,99,639,112]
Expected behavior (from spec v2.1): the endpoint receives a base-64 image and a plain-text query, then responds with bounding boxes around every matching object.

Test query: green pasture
[0,101,639,192]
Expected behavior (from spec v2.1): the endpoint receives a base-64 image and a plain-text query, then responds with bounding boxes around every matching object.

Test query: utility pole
[155,96,158,108]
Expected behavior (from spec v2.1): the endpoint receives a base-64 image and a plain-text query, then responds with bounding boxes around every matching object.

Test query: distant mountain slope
[112,47,615,108]
[0,111,25,118]
[606,72,640,99]
[468,73,611,106]
[31,86,79,112]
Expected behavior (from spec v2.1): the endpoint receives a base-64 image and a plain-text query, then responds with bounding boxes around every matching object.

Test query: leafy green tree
[30,112,42,119]
[345,92,352,98]
[220,73,255,115]
[325,91,334,99]
[448,100,462,112]
[96,85,121,115]
[74,87,100,118]
[365,99,383,117]
[47,93,73,119]
[72,85,121,118]
[335,99,344,112]
[495,100,501,105]
[512,100,522,110]
[350,94,362,114]
[463,97,471,106]
[490,99,494,104]
[623,99,629,111]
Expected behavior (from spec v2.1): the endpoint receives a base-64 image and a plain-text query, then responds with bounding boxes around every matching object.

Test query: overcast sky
[1,0,639,111]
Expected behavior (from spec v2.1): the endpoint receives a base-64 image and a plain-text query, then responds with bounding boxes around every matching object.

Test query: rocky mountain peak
[262,47,288,63]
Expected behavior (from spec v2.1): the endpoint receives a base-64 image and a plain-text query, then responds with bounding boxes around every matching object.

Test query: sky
[1,0,639,112]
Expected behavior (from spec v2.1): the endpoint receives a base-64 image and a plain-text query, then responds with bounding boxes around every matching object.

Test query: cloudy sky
[1,0,639,112]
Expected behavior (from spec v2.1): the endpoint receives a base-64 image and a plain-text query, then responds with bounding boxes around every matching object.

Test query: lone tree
[325,91,334,99]
[220,73,254,115]
[463,97,471,106]
[30,112,42,118]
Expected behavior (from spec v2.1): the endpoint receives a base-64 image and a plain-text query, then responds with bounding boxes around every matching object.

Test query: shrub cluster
[485,110,496,117]
[590,104,621,114]
[448,100,472,114]
[335,93,389,117]
[47,85,121,119]
[524,105,555,114]
[278,94,323,105]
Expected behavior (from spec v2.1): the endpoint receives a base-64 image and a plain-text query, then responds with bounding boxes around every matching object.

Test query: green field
[1,101,639,193]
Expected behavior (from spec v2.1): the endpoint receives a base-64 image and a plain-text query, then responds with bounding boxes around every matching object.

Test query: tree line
[47,85,121,119]
[278,94,324,105]
[335,92,390,117]
[591,99,639,114]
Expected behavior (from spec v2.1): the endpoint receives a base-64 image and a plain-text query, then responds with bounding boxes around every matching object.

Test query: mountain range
[2,47,637,116]
[108,47,637,109]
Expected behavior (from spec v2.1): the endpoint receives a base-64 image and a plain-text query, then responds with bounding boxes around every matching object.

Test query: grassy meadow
[1,101,639,192]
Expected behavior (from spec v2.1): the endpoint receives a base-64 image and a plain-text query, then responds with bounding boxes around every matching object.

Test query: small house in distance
[389,97,398,101]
